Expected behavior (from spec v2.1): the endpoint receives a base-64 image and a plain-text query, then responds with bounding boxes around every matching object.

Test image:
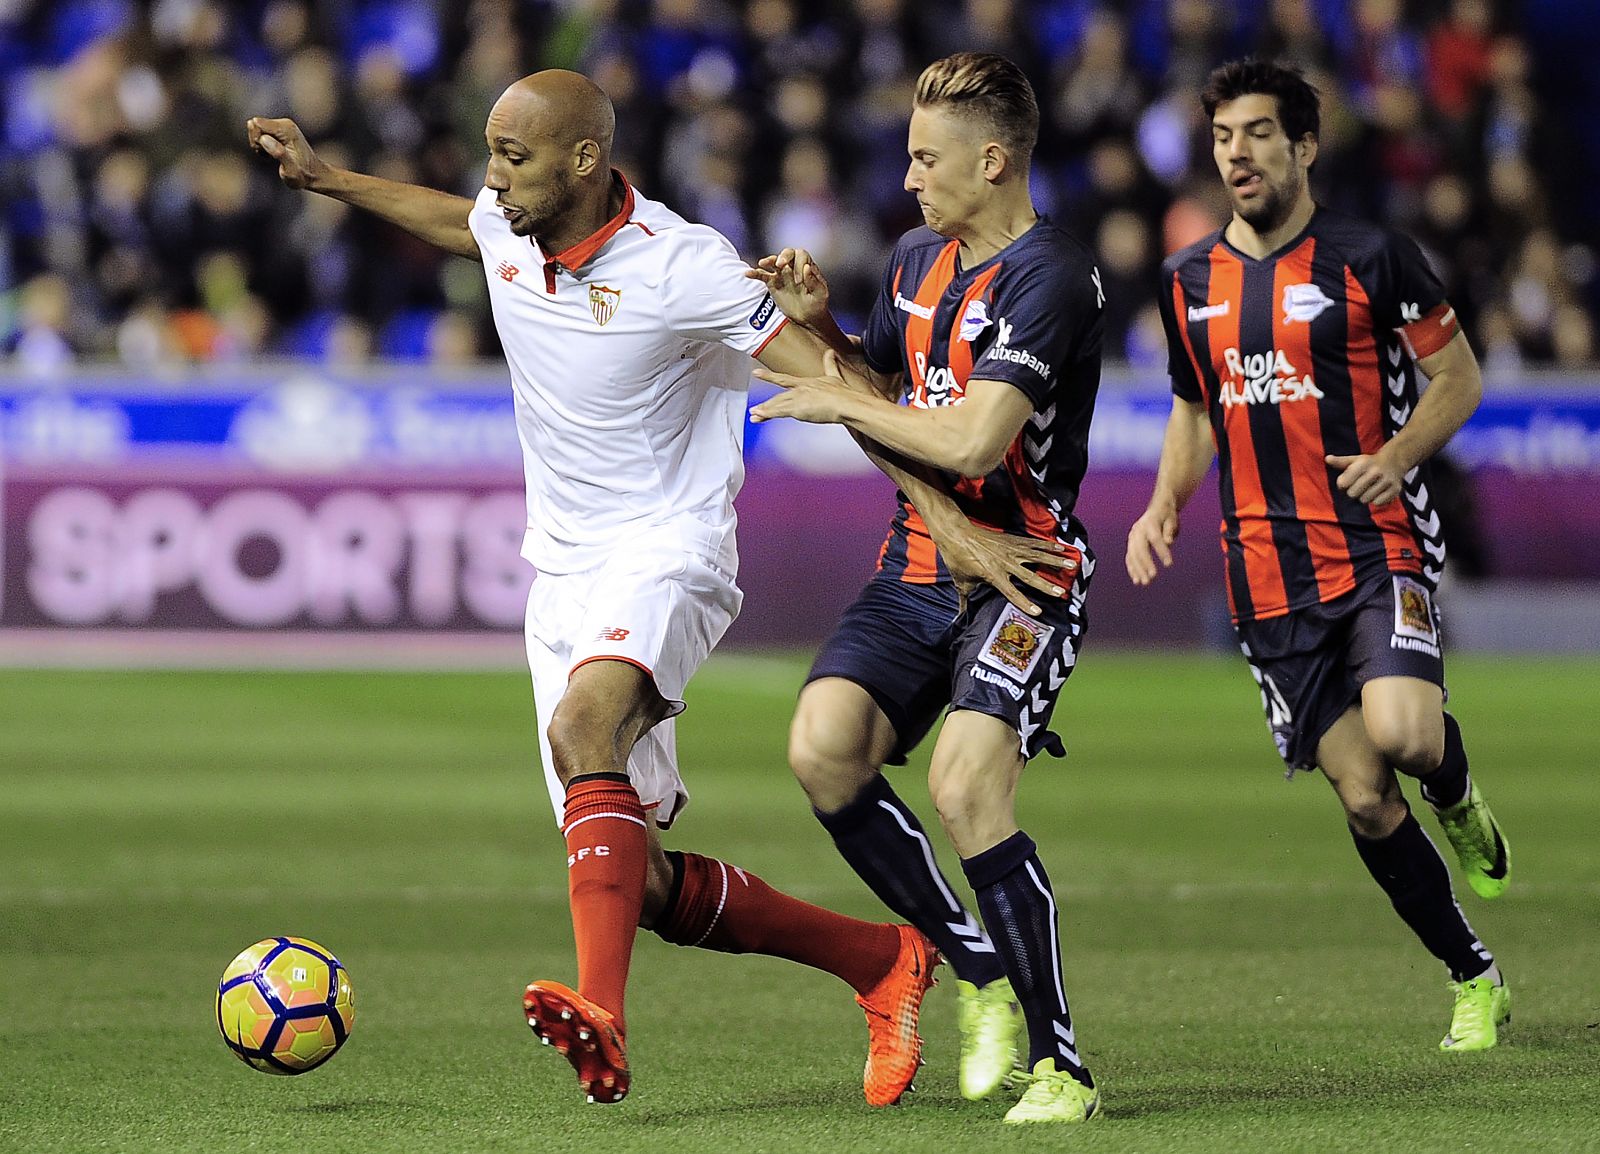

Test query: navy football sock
[962,831,1091,1083]
[814,774,1005,986]
[1420,712,1471,810]
[1351,809,1494,982]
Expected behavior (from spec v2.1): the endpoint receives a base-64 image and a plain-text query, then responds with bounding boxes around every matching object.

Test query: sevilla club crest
[589,284,621,326]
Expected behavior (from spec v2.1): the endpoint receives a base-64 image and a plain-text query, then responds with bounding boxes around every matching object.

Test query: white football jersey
[468,174,787,575]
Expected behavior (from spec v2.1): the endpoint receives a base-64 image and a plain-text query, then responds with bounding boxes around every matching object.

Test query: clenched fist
[246,116,325,190]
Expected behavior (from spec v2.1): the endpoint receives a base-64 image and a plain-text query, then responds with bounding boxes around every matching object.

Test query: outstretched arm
[1126,397,1212,585]
[247,116,480,261]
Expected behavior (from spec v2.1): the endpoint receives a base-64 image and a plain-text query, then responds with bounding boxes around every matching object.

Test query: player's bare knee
[931,789,984,846]
[1367,720,1443,777]
[928,765,999,844]
[546,704,626,786]
[788,723,872,811]
[1339,783,1407,837]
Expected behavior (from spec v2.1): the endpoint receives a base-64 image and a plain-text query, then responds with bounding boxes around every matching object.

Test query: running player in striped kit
[1127,58,1512,1051]
[752,53,1105,1124]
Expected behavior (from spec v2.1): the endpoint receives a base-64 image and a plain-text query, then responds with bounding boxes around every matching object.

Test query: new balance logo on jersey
[496,262,519,282]
[1220,347,1324,407]
[986,317,1052,380]
[595,627,630,641]
[568,846,611,867]
[895,292,934,319]
[1282,283,1335,323]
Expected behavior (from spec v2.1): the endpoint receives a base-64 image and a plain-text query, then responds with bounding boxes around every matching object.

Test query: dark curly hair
[1201,58,1320,143]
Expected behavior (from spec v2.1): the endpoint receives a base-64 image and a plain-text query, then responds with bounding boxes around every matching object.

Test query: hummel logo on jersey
[1282,283,1335,323]
[959,299,992,342]
[895,291,934,319]
[589,285,621,326]
[496,261,519,282]
[1188,301,1230,322]
[1220,347,1324,407]
[595,627,631,641]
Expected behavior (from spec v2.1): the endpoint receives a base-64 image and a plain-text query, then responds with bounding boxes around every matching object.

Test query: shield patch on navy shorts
[978,605,1054,680]
[1393,575,1436,641]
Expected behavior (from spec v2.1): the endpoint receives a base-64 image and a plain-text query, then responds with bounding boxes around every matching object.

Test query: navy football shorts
[806,567,1090,763]
[1234,571,1447,772]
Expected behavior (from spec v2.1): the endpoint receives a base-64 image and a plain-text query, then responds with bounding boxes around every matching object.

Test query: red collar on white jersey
[543,171,636,284]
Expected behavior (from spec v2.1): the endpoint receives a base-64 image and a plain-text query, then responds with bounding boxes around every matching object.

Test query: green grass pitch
[2,653,1597,1152]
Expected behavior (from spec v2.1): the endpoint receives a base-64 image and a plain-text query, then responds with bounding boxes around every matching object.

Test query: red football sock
[655,852,900,994]
[562,777,649,1032]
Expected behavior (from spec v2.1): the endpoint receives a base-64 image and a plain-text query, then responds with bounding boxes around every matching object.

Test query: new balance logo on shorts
[595,627,631,642]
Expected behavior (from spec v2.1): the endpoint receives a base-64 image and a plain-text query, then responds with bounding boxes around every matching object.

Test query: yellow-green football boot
[1434,781,1511,899]
[1440,975,1511,1052]
[956,977,1024,1099]
[1003,1058,1100,1124]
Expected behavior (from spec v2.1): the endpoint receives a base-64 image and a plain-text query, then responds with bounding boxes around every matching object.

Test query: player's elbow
[949,436,1007,479]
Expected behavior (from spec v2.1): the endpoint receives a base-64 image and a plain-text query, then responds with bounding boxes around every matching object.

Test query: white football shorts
[524,543,742,829]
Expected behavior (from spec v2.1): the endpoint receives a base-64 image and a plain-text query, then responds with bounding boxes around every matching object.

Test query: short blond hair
[914,52,1039,165]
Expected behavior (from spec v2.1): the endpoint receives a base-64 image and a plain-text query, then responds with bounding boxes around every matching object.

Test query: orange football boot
[523,980,631,1104]
[856,925,941,1106]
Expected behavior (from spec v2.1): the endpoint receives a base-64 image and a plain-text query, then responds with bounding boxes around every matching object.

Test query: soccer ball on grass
[216,936,355,1074]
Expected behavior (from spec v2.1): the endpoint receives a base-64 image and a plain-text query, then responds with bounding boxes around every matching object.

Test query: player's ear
[573,138,601,178]
[982,141,1009,183]
[1296,134,1318,170]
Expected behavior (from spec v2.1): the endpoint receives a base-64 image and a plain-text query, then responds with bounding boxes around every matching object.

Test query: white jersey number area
[468,175,786,575]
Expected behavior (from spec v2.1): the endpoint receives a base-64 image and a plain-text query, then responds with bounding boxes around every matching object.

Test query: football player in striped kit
[1127,58,1512,1052]
[752,53,1107,1124]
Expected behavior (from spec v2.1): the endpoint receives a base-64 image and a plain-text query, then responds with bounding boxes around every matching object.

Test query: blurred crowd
[2,0,1596,377]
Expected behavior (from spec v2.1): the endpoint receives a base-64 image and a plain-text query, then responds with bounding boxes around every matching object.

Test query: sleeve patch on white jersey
[749,294,778,331]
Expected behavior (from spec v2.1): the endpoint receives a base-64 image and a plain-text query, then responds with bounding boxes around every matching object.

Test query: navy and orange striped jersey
[859,220,1103,583]
[1159,207,1461,624]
